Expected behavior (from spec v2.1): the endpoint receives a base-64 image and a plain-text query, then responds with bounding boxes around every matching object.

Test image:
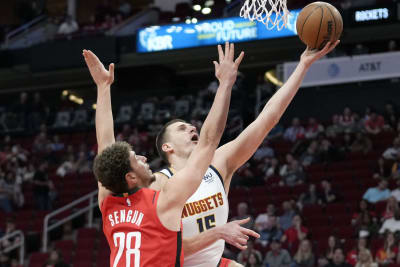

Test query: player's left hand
[220,217,260,250]
[214,42,245,88]
[83,49,114,87]
[300,40,340,68]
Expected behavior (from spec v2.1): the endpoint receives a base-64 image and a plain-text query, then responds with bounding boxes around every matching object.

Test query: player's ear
[162,142,173,153]
[125,171,138,187]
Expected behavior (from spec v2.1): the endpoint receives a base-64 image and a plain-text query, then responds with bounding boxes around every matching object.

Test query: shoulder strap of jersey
[156,168,174,179]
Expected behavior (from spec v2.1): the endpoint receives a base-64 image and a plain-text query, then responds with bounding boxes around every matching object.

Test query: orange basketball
[296,2,343,50]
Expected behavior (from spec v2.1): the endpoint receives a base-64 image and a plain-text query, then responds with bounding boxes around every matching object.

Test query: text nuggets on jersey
[182,192,224,218]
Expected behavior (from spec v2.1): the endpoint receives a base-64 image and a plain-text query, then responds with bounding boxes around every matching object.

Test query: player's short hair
[155,119,186,164]
[93,141,132,194]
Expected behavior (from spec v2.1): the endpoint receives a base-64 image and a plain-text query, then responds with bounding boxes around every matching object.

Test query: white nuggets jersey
[158,165,229,267]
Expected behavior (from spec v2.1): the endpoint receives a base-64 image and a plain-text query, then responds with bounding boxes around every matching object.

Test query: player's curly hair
[156,119,186,164]
[93,141,132,194]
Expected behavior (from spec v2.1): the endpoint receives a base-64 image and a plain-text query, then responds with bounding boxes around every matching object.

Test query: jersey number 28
[113,232,141,267]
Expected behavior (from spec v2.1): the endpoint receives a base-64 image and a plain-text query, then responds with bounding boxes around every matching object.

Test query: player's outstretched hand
[214,42,245,88]
[300,40,340,68]
[221,217,260,250]
[83,49,114,87]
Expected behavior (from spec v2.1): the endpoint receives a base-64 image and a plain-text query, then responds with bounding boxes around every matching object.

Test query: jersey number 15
[113,232,141,267]
[196,214,216,233]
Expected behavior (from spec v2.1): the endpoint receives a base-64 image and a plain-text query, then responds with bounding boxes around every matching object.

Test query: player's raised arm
[157,42,244,228]
[213,41,340,184]
[83,50,115,206]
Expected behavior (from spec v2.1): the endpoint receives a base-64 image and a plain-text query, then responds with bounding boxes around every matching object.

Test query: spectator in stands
[257,216,283,247]
[328,247,352,267]
[364,110,385,135]
[351,133,372,155]
[383,103,398,130]
[388,40,398,52]
[245,252,262,267]
[58,15,79,35]
[293,239,315,267]
[305,117,324,139]
[268,124,284,139]
[1,217,20,251]
[298,184,318,209]
[363,180,390,204]
[237,240,262,266]
[352,44,369,56]
[49,135,64,152]
[355,212,379,238]
[32,161,53,210]
[326,115,344,138]
[264,157,280,180]
[319,138,341,163]
[382,197,399,222]
[263,237,292,267]
[0,175,14,213]
[233,202,254,230]
[376,232,397,265]
[32,131,49,153]
[73,151,91,174]
[280,160,306,187]
[391,179,400,202]
[346,237,368,266]
[13,92,29,130]
[379,211,400,234]
[279,201,296,231]
[319,180,338,205]
[118,0,132,17]
[373,157,391,179]
[300,141,319,167]
[253,139,274,161]
[352,200,376,227]
[29,92,48,132]
[56,154,74,177]
[255,204,276,232]
[391,152,400,179]
[339,107,356,133]
[280,154,295,176]
[2,172,23,209]
[284,117,305,142]
[281,215,308,250]
[340,133,353,154]
[355,249,377,267]
[43,250,70,267]
[383,138,400,161]
[326,236,341,262]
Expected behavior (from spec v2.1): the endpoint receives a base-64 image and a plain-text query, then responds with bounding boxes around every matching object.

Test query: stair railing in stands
[0,230,25,265]
[42,190,98,252]
[4,15,47,48]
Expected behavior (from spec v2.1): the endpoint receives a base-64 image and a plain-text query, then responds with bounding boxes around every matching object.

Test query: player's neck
[168,155,188,171]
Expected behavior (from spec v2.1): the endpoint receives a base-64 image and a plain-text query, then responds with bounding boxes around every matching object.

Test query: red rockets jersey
[101,187,184,267]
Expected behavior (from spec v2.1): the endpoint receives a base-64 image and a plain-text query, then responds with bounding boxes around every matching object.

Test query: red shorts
[218,257,233,267]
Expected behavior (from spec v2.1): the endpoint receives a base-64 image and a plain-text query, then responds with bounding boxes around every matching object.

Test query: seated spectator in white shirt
[255,204,276,232]
[339,107,356,132]
[379,211,400,234]
[58,16,79,35]
[363,180,390,204]
[232,202,254,230]
[304,117,324,139]
[391,179,400,202]
[383,138,400,160]
[284,117,305,142]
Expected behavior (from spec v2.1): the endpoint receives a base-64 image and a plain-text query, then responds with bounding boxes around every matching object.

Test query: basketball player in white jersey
[152,40,340,267]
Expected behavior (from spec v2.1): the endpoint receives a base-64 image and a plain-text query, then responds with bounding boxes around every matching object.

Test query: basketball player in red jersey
[83,42,244,267]
[151,41,340,267]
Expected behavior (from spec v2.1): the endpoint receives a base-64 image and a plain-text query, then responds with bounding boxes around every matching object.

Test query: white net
[239,0,290,31]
